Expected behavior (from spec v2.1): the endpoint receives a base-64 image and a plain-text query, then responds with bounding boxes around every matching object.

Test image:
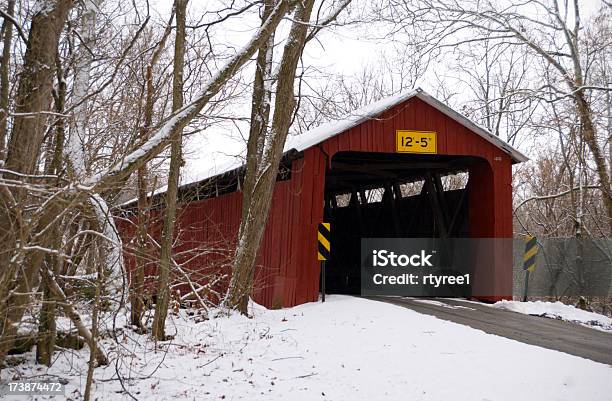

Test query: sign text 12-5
[396,130,437,154]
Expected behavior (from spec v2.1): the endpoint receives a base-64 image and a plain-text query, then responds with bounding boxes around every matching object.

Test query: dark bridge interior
[322,151,482,295]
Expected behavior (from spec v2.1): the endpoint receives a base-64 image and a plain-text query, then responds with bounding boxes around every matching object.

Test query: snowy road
[369,296,612,365]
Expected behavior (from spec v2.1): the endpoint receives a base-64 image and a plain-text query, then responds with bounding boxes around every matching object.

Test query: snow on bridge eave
[284,87,528,164]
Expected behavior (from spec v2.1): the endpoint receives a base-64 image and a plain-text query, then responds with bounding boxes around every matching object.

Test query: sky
[147,0,606,186]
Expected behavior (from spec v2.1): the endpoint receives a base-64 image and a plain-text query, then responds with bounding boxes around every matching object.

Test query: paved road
[368,296,612,365]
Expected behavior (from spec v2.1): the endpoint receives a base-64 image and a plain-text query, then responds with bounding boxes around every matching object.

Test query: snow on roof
[282,88,422,153]
[121,87,527,206]
[197,87,526,180]
[284,87,527,162]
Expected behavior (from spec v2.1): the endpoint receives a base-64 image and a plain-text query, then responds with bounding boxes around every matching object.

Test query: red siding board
[407,98,416,129]
[414,99,425,131]
[364,120,372,151]
[384,109,395,151]
[432,103,447,154]
[445,115,455,155]
[300,150,319,304]
[352,125,360,152]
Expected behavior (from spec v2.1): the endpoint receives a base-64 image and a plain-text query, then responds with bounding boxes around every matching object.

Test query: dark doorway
[321,151,481,295]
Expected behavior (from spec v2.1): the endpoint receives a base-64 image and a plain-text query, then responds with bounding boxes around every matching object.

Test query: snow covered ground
[492,300,612,333]
[3,296,611,401]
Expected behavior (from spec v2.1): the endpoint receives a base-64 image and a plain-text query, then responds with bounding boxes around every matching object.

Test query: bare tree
[0,0,295,362]
[132,8,175,332]
[225,0,356,313]
[294,57,423,135]
[0,0,75,361]
[228,0,276,314]
[380,0,612,233]
[444,37,534,146]
[0,0,15,160]
[152,0,188,341]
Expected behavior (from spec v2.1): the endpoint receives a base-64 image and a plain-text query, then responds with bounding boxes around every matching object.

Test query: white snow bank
[493,300,612,332]
[3,296,610,400]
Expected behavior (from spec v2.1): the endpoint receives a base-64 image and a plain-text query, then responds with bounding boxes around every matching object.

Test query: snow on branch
[514,185,602,213]
[306,0,352,42]
[85,0,296,193]
[90,194,125,296]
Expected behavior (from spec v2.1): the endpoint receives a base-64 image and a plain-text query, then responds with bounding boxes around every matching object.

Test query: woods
[0,0,301,382]
[378,0,611,236]
[0,0,609,399]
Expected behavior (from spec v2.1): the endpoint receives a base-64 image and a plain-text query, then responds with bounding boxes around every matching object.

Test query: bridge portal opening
[321,151,484,295]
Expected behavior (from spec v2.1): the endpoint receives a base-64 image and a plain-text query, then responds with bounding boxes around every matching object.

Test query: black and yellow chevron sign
[318,222,331,261]
[523,235,538,272]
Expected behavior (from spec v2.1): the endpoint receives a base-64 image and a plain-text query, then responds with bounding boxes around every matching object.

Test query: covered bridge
[119,88,527,308]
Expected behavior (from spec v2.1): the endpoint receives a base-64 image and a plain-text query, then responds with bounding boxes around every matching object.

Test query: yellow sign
[318,222,331,261]
[523,235,538,272]
[396,130,437,154]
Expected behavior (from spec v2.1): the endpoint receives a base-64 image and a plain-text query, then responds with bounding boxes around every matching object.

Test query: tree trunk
[226,0,315,314]
[132,8,174,332]
[0,0,15,159]
[152,0,188,341]
[0,0,75,362]
[83,246,103,401]
[36,275,57,366]
[3,0,73,176]
[44,266,107,365]
[574,91,612,235]
[235,0,276,313]
[36,51,68,366]
[131,167,149,329]
[67,0,103,177]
